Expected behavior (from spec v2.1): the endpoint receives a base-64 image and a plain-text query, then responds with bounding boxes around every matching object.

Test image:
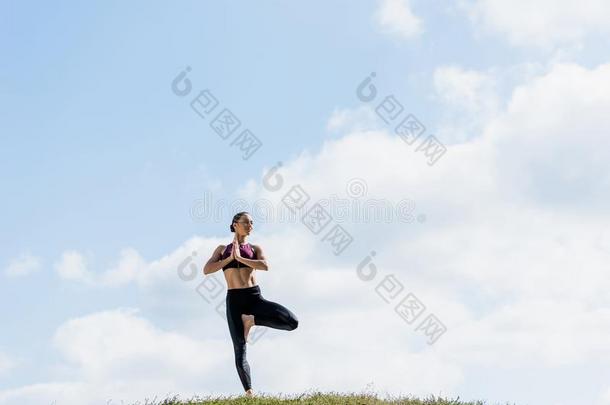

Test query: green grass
[130,390,516,405]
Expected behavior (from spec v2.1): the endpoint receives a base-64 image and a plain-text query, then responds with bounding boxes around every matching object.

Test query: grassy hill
[135,391,516,405]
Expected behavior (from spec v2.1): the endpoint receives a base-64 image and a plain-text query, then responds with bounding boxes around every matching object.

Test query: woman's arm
[203,245,233,275]
[236,244,268,271]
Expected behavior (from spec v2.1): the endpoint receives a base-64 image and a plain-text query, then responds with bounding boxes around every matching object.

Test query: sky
[1,0,610,404]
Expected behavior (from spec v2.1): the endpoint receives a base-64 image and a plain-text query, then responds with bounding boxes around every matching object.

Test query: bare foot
[245,388,255,397]
[242,314,255,342]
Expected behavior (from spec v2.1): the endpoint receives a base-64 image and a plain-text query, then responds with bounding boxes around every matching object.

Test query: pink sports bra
[220,242,256,270]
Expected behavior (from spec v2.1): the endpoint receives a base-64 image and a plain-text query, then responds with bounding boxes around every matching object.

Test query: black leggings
[226,285,299,391]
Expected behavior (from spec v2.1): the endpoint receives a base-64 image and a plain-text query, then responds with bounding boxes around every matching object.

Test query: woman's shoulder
[217,243,231,254]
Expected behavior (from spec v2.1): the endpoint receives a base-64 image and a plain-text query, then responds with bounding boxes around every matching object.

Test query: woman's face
[234,215,254,236]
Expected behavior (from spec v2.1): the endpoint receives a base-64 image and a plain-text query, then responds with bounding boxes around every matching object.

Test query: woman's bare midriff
[224,266,258,290]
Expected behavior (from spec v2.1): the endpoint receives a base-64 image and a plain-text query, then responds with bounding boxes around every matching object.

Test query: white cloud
[600,386,610,405]
[98,248,148,286]
[0,382,90,405]
[0,309,227,405]
[326,105,383,134]
[53,239,206,288]
[0,352,15,375]
[434,66,497,109]
[489,62,610,210]
[54,251,92,284]
[431,60,573,146]
[52,309,225,380]
[432,65,500,142]
[374,0,423,40]
[4,254,41,277]
[464,0,610,48]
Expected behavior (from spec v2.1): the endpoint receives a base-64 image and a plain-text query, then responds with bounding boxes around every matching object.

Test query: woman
[202,211,299,397]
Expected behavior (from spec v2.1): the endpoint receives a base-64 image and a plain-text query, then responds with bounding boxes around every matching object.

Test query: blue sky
[2,1,610,404]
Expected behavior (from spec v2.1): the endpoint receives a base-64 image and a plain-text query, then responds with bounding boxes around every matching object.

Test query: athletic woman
[202,211,299,397]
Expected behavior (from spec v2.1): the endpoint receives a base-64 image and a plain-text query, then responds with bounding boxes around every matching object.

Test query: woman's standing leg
[249,291,299,331]
[226,293,252,392]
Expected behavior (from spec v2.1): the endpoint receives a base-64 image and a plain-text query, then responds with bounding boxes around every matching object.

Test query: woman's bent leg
[249,295,299,331]
[226,296,252,391]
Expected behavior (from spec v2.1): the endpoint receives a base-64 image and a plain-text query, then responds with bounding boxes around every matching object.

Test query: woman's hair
[230,211,250,232]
